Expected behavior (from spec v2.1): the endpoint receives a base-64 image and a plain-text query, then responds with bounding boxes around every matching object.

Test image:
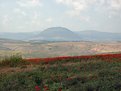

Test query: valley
[0,39,121,58]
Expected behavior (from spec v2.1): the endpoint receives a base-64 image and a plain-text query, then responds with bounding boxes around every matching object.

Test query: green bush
[0,54,28,67]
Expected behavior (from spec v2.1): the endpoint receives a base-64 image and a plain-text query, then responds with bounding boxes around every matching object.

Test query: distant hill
[76,30,121,41]
[31,27,81,41]
[0,27,121,41]
[0,32,38,40]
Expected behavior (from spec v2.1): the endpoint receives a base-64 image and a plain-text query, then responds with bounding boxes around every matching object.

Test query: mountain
[0,32,38,40]
[76,30,121,41]
[0,27,121,41]
[31,27,81,41]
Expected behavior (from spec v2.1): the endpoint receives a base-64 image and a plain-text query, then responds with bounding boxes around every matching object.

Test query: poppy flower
[35,86,41,91]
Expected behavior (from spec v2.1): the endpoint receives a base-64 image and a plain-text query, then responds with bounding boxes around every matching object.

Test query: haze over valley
[0,0,121,58]
[0,27,121,58]
[0,27,121,41]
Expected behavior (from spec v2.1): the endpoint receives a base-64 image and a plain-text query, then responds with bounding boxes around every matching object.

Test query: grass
[0,54,28,67]
[0,54,121,91]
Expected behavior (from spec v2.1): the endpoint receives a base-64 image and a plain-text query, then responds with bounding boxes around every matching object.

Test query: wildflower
[44,86,49,91]
[35,86,41,91]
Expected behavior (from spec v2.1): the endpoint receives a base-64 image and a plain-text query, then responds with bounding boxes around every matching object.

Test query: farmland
[0,53,121,91]
[0,40,121,58]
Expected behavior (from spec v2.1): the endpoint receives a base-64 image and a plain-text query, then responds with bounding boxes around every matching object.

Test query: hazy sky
[0,0,121,33]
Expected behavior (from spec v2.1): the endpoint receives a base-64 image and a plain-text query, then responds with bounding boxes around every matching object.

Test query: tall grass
[0,54,28,67]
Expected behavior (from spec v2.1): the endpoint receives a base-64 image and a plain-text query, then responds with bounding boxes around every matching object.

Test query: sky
[0,0,121,33]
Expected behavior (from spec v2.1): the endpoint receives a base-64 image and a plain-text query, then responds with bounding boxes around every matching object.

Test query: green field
[0,55,121,91]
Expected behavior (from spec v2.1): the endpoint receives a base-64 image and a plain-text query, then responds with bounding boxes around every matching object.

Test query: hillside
[0,40,121,58]
[32,27,80,41]
[0,32,38,40]
[76,30,121,41]
[0,54,121,91]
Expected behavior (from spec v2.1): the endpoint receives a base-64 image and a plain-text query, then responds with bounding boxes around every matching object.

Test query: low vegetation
[0,54,28,67]
[0,53,121,91]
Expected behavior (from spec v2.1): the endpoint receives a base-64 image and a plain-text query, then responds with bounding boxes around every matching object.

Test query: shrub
[0,54,28,67]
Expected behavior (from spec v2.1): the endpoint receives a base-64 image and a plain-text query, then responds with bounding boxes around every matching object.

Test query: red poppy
[35,86,41,91]
[44,86,49,91]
